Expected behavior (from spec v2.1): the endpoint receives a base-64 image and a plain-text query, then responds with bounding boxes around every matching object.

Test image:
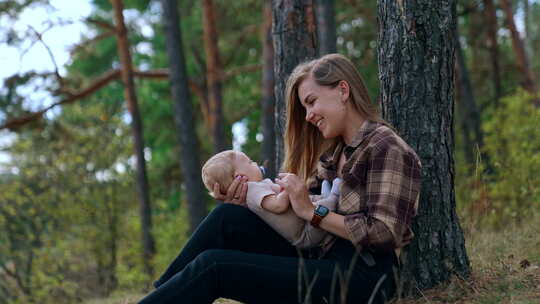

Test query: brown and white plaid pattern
[311,120,422,257]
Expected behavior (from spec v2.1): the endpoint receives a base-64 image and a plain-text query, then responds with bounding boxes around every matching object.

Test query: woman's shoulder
[366,125,420,160]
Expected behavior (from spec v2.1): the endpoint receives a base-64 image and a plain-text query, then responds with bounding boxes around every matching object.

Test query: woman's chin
[319,128,336,139]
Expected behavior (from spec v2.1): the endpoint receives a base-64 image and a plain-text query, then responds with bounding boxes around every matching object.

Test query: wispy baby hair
[201,150,236,198]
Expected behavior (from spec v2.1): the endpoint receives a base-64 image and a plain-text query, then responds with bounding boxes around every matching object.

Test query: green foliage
[2,0,539,303]
[456,91,540,228]
[0,99,138,303]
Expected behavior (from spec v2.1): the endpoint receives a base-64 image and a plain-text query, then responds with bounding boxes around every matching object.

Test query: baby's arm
[261,190,290,214]
[245,180,305,244]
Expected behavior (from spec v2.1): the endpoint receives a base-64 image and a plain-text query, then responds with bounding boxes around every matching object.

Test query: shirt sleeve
[343,144,422,253]
[246,180,280,208]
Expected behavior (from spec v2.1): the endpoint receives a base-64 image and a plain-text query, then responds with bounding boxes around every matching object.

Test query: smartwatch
[311,204,330,228]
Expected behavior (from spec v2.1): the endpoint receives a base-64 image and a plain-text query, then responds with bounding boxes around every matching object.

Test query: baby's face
[233,152,263,182]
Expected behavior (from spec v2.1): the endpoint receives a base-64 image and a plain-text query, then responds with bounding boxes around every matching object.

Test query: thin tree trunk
[482,0,503,102]
[110,0,155,278]
[524,0,531,58]
[315,0,337,55]
[161,0,207,232]
[501,0,538,96]
[202,0,227,153]
[261,0,276,178]
[104,185,118,294]
[272,0,318,173]
[455,26,488,171]
[378,0,470,295]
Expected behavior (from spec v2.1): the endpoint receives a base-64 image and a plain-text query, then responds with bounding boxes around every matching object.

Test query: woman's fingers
[232,176,247,199]
[226,176,243,200]
[213,176,248,204]
[213,183,226,200]
[277,173,293,179]
[238,182,248,204]
[217,176,247,205]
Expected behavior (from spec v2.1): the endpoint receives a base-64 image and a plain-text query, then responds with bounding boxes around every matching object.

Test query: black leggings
[139,204,396,304]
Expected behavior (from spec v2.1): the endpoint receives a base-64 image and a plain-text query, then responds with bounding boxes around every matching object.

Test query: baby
[201,150,342,249]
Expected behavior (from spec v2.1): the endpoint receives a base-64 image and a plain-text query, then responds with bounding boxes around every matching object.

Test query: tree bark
[261,0,276,179]
[272,0,318,173]
[161,0,207,232]
[377,0,470,295]
[110,0,155,278]
[500,0,538,96]
[315,0,337,55]
[482,0,503,102]
[202,0,227,153]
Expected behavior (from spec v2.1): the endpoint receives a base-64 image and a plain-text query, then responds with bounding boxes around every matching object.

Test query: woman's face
[297,76,347,139]
[233,152,263,182]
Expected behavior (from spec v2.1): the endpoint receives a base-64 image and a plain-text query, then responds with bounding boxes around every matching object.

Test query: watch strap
[311,213,323,228]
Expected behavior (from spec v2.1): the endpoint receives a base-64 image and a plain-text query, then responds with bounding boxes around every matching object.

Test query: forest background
[0,0,539,303]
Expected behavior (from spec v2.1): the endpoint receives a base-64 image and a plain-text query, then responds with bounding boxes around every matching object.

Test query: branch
[27,24,64,85]
[223,64,261,81]
[0,69,203,131]
[222,24,259,67]
[86,17,116,32]
[133,69,169,78]
[229,102,257,123]
[71,31,115,55]
[0,69,121,131]
[18,23,54,67]
[0,61,259,131]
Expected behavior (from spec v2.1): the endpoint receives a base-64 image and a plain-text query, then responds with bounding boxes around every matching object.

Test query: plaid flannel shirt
[309,120,422,257]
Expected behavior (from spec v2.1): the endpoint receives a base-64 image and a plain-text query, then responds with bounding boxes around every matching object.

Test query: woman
[139,54,422,304]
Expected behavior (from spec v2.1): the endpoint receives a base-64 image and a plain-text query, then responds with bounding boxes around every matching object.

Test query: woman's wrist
[300,203,315,221]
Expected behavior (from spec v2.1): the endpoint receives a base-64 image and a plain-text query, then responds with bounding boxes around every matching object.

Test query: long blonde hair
[282,53,388,181]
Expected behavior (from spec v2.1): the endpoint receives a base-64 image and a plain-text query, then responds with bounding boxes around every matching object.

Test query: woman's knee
[192,249,229,269]
[204,203,252,226]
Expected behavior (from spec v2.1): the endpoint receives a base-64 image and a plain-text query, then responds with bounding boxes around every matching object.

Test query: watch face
[315,205,330,217]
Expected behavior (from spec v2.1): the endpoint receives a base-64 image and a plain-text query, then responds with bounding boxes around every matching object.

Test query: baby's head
[201,150,263,197]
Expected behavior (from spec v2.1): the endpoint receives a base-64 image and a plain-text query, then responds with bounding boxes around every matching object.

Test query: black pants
[139,204,396,304]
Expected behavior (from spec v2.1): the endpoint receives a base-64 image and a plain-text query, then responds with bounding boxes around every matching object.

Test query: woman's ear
[338,80,350,102]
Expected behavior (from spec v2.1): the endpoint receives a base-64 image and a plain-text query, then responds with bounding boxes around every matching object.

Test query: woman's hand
[212,175,248,206]
[275,173,314,220]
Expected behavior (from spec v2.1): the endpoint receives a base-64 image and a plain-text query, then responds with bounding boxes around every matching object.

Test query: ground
[88,220,540,304]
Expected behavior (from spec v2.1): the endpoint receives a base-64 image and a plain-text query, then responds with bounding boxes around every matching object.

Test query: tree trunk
[501,0,538,96]
[110,0,155,278]
[272,0,318,173]
[104,185,118,294]
[377,0,471,295]
[482,0,503,103]
[161,0,207,232]
[261,0,276,179]
[455,26,487,171]
[202,0,227,153]
[315,0,337,55]
[523,0,532,58]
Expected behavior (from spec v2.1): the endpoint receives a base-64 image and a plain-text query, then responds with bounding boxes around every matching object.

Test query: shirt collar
[347,120,380,149]
[319,120,381,173]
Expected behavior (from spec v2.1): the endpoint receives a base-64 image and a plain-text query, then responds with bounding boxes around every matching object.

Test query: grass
[393,219,540,304]
[87,220,539,304]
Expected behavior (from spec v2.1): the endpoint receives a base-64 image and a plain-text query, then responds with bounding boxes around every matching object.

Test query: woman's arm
[276,143,422,253]
[273,183,350,239]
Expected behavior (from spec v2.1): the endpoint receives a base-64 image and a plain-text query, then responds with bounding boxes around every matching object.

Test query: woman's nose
[305,110,313,122]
